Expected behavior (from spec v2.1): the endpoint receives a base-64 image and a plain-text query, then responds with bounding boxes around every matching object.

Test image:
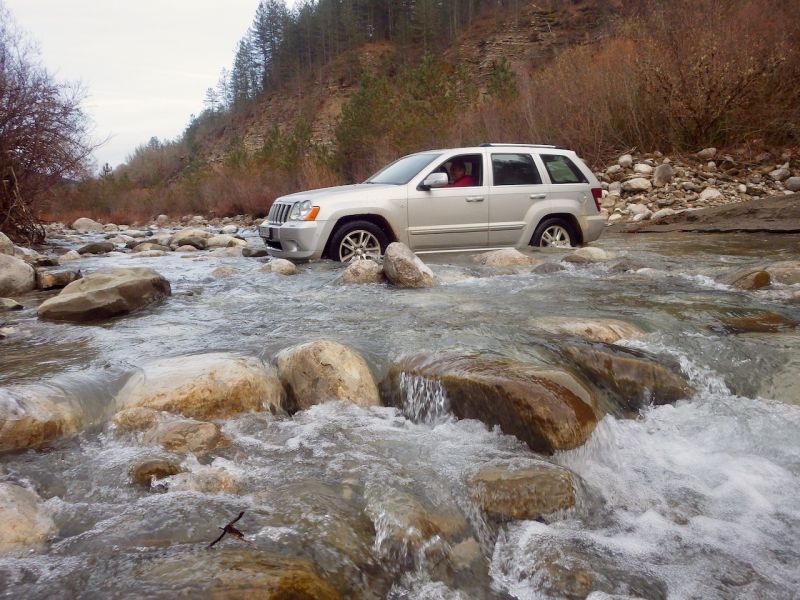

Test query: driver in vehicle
[446,159,477,187]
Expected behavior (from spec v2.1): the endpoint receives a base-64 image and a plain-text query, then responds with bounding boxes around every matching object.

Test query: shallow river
[1,231,799,599]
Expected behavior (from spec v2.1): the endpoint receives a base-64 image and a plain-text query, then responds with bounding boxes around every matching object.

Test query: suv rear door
[406,153,489,250]
[539,152,592,212]
[488,152,548,247]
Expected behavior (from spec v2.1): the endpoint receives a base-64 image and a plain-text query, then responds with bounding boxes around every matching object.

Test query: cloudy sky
[4,0,272,171]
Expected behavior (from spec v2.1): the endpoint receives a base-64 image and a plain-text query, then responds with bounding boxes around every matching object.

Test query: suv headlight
[289,200,318,221]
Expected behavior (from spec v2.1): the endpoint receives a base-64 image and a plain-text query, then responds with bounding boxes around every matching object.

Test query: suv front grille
[267,202,293,225]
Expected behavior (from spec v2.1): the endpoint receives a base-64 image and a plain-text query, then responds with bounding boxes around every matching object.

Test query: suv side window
[541,154,588,184]
[432,154,482,187]
[492,153,541,185]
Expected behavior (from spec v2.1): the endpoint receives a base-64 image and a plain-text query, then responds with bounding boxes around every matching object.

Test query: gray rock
[699,188,723,202]
[0,298,23,311]
[770,164,791,182]
[78,241,115,255]
[633,163,653,175]
[383,242,435,288]
[242,247,268,258]
[58,250,81,262]
[0,232,13,256]
[36,269,82,290]
[651,208,677,220]
[653,164,674,187]
[621,178,652,193]
[169,228,212,250]
[628,203,650,216]
[259,259,296,275]
[155,214,169,227]
[0,254,36,296]
[221,225,238,234]
[132,242,170,253]
[605,164,623,177]
[473,248,537,267]
[607,181,622,196]
[696,147,717,160]
[71,217,104,233]
[336,259,386,284]
[618,154,633,169]
[682,181,700,192]
[785,177,800,192]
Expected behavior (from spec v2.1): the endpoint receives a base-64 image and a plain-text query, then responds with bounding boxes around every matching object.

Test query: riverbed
[1,230,799,599]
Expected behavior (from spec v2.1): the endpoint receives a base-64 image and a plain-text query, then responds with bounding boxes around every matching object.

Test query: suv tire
[328,220,389,262]
[531,217,578,248]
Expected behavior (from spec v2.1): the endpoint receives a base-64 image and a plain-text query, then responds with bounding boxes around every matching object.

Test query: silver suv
[259,144,605,261]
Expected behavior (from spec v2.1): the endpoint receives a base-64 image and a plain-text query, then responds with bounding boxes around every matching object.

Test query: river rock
[134,250,166,258]
[58,250,81,262]
[71,217,104,233]
[155,214,169,227]
[769,165,790,181]
[561,343,694,414]
[0,483,56,553]
[16,247,57,267]
[0,386,82,452]
[336,259,386,284]
[113,407,160,432]
[259,259,297,275]
[621,178,652,193]
[653,164,674,187]
[716,312,798,334]
[132,242,170,253]
[382,353,597,453]
[115,353,285,420]
[618,154,633,168]
[383,242,435,288]
[175,245,198,253]
[129,458,184,487]
[221,225,238,234]
[0,298,23,311]
[763,261,800,285]
[78,241,115,255]
[633,163,653,175]
[276,340,380,412]
[699,187,723,202]
[785,177,800,192]
[207,234,246,248]
[212,266,239,277]
[696,147,717,160]
[0,254,36,296]
[651,208,678,220]
[143,419,229,455]
[533,262,566,275]
[242,247,268,258]
[169,228,213,250]
[209,247,244,258]
[0,232,13,255]
[166,466,238,494]
[36,268,82,290]
[474,248,537,267]
[563,247,611,264]
[468,461,576,521]
[721,269,771,291]
[532,316,645,343]
[37,267,171,322]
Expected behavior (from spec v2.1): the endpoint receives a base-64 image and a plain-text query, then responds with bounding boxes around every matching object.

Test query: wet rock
[78,241,115,255]
[720,269,771,291]
[607,258,647,273]
[448,538,483,571]
[207,234,246,248]
[37,267,171,322]
[166,466,238,494]
[36,268,82,290]
[468,461,576,521]
[473,248,537,267]
[58,250,81,262]
[561,343,694,413]
[71,217,104,233]
[113,407,160,432]
[129,458,184,487]
[212,266,239,277]
[259,258,297,275]
[0,232,14,255]
[134,250,167,258]
[715,312,798,334]
[382,353,597,453]
[533,262,566,275]
[276,340,380,412]
[383,242,435,288]
[764,260,800,285]
[242,247,268,258]
[115,353,285,420]
[0,483,56,553]
[335,259,386,284]
[0,254,35,296]
[0,298,23,311]
[532,316,645,344]
[169,228,213,250]
[14,246,56,266]
[132,242,170,253]
[143,419,229,455]
[175,245,198,253]
[563,247,612,264]
[621,178,651,193]
[0,386,82,452]
[209,247,244,258]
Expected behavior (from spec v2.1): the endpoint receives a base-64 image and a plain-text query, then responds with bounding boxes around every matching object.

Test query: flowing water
[0,231,799,599]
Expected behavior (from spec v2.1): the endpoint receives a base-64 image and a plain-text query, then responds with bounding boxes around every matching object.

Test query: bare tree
[0,3,96,242]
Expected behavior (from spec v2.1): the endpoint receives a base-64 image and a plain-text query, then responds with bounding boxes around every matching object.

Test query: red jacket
[447,175,477,187]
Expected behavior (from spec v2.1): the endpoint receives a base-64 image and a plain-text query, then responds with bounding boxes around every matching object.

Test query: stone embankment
[597,147,798,224]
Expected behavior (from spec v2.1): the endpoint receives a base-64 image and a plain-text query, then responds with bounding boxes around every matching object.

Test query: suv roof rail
[479,143,560,149]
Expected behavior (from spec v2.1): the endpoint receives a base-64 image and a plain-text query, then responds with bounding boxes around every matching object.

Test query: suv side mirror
[420,172,449,190]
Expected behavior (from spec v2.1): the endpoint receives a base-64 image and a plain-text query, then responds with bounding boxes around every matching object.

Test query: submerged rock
[763,260,800,285]
[242,247,268,258]
[113,407,160,432]
[0,483,56,553]
[259,258,297,275]
[473,248,537,267]
[532,316,645,344]
[143,418,229,455]
[0,386,82,452]
[336,259,385,284]
[129,458,184,487]
[533,262,566,275]
[166,466,238,494]
[468,461,576,521]
[58,250,81,262]
[115,353,285,420]
[0,254,36,296]
[132,242,170,253]
[715,312,798,334]
[563,247,612,264]
[276,340,380,412]
[382,353,597,453]
[721,268,771,291]
[383,242,435,288]
[212,266,239,278]
[37,267,171,322]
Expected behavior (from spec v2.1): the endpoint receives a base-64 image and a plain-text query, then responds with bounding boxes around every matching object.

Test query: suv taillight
[591,188,602,212]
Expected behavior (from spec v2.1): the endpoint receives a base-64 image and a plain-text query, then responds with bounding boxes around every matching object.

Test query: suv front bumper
[259,220,327,260]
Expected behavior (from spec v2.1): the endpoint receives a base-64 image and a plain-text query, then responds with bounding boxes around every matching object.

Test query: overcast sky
[4,0,273,171]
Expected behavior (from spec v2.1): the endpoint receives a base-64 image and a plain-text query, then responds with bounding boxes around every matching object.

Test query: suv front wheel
[531,217,578,248]
[328,220,389,262]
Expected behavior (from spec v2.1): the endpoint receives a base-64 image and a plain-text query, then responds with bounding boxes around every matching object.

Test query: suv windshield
[366,153,441,185]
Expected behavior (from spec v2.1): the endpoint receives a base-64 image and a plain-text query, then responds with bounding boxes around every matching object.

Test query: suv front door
[488,152,548,246]
[406,153,489,250]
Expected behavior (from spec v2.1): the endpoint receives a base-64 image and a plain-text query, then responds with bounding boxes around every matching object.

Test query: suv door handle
[530,193,547,200]
[466,196,484,202]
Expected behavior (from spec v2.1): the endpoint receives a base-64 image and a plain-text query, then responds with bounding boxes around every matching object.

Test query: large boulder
[115,353,285,420]
[473,248,537,267]
[0,232,13,255]
[335,259,386,284]
[532,316,645,344]
[275,340,380,412]
[169,228,213,250]
[382,353,598,453]
[0,386,82,452]
[468,461,576,521]
[0,483,56,553]
[37,267,171,322]
[0,254,35,296]
[71,217,104,233]
[77,241,115,255]
[383,242,435,288]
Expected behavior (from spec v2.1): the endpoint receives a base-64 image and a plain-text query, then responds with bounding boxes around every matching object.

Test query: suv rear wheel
[531,217,578,248]
[328,221,388,262]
